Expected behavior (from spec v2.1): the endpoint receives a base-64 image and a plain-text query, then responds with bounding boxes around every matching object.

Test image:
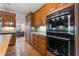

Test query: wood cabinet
[33,34,39,50]
[30,34,34,46]
[1,11,8,26]
[40,6,46,25]
[0,11,16,27]
[32,34,46,55]
[27,3,74,27]
[33,11,39,26]
[34,5,46,26]
[45,3,57,13]
[34,10,42,26]
[39,35,46,55]
[27,12,34,26]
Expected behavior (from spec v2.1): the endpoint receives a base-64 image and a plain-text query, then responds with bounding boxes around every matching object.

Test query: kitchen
[0,3,79,56]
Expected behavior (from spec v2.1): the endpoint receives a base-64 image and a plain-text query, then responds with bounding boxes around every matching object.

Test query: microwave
[46,5,75,35]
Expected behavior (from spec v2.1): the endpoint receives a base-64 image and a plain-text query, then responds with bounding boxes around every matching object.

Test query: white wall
[16,12,25,22]
[16,12,26,32]
[0,3,1,8]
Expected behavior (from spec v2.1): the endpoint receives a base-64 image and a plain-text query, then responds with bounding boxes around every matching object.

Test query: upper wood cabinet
[33,10,41,26]
[40,6,46,25]
[33,4,57,26]
[33,12,38,26]
[27,12,34,26]
[0,11,16,27]
[27,3,74,27]
[33,5,46,26]
[45,3,57,13]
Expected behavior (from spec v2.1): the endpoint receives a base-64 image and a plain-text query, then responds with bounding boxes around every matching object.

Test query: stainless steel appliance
[0,17,2,32]
[46,5,75,56]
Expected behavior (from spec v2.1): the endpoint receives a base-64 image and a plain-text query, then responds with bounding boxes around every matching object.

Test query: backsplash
[37,26,46,32]
[2,27,16,32]
[31,27,37,32]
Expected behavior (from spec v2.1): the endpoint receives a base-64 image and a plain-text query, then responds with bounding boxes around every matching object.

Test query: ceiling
[1,3,44,14]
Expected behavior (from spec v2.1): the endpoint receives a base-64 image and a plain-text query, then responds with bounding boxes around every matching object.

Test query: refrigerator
[0,16,2,32]
[25,15,31,43]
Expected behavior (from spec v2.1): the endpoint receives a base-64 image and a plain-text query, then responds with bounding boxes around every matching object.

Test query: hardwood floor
[5,37,42,56]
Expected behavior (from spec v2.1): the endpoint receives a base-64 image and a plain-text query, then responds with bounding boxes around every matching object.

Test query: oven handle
[47,12,69,20]
[47,35,70,41]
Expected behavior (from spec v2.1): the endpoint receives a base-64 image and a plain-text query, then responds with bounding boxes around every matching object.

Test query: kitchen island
[0,33,15,56]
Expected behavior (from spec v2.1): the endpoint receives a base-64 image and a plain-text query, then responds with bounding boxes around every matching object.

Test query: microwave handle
[68,14,71,32]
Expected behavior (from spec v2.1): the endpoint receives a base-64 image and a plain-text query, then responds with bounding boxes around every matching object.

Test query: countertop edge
[31,32,46,36]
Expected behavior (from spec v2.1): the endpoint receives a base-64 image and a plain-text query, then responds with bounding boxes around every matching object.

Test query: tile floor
[5,37,41,56]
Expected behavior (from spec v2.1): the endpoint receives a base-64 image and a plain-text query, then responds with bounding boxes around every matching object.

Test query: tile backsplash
[31,27,37,32]
[37,26,46,32]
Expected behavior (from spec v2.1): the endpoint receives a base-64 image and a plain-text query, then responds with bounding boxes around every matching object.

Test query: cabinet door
[33,35,39,50]
[38,9,42,26]
[0,11,2,16]
[30,34,34,46]
[39,35,46,55]
[40,6,46,26]
[29,12,34,26]
[11,13,16,26]
[1,11,8,26]
[34,9,43,26]
[34,12,38,26]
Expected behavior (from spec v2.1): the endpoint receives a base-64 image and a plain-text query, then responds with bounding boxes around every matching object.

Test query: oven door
[47,35,70,56]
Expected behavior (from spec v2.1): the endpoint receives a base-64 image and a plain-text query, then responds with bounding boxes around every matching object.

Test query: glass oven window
[47,36,69,56]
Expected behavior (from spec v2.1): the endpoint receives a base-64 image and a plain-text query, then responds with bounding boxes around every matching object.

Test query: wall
[16,12,26,32]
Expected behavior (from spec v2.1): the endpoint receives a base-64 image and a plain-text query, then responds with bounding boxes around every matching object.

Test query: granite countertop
[0,34,12,56]
[0,31,16,34]
[31,32,46,36]
[0,32,16,34]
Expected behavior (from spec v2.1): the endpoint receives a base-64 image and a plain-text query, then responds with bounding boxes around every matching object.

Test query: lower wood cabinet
[38,35,46,56]
[30,34,34,46]
[32,34,55,56]
[33,35,39,50]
